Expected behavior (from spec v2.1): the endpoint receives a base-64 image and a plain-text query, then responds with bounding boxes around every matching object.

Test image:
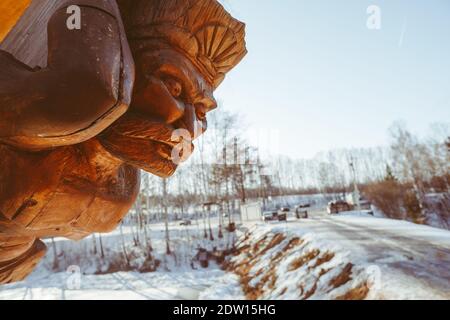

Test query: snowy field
[0,219,245,300]
[226,213,450,300]
[1,210,449,300]
[0,268,244,300]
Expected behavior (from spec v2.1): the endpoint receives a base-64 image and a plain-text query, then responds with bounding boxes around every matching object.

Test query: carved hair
[117,0,247,87]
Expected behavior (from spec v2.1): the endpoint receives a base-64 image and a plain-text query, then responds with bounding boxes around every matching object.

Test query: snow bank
[221,218,450,300]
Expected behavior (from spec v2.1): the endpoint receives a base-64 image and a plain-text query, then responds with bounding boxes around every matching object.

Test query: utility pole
[349,157,361,211]
[223,144,231,226]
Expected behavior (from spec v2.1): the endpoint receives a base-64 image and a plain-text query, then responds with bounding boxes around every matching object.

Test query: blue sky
[215,0,450,159]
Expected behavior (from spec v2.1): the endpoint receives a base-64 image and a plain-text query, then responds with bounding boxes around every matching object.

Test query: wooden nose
[173,104,204,140]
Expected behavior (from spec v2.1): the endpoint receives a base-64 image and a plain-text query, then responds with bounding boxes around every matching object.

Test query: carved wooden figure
[0,0,246,283]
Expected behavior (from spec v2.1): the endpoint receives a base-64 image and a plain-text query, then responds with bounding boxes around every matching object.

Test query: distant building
[241,202,263,221]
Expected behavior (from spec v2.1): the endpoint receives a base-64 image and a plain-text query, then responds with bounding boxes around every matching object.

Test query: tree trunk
[163,178,171,254]
[51,237,58,270]
[119,223,130,266]
[98,234,105,259]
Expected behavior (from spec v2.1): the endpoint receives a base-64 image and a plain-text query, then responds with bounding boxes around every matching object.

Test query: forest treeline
[135,110,449,228]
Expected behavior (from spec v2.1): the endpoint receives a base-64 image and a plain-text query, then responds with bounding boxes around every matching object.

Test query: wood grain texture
[0,0,247,284]
[0,0,32,43]
[0,0,63,67]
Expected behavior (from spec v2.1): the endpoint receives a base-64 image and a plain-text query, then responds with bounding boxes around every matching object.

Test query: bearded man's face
[99,48,217,177]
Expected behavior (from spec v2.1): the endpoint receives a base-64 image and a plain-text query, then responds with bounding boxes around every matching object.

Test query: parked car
[359,199,372,210]
[180,219,192,226]
[263,211,277,222]
[277,207,289,221]
[327,200,351,214]
[345,194,372,211]
[277,212,287,221]
[295,209,308,219]
[295,204,309,219]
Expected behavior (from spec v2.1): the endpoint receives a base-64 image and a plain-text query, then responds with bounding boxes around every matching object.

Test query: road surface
[280,210,450,298]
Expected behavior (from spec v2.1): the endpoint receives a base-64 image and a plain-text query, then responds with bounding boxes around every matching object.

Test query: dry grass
[235,232,252,247]
[271,237,304,264]
[261,267,278,289]
[243,279,265,300]
[258,233,286,256]
[288,250,320,271]
[252,235,268,253]
[299,263,331,300]
[229,233,290,299]
[241,264,278,299]
[243,234,303,299]
[329,263,353,288]
[254,268,263,277]
[235,244,251,254]
[318,268,331,277]
[232,257,256,276]
[270,251,284,263]
[302,282,317,300]
[228,233,360,301]
[335,282,369,300]
[313,252,335,268]
[283,237,303,251]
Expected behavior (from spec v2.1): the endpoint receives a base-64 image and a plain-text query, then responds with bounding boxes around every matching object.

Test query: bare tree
[162,178,171,255]
[389,123,426,220]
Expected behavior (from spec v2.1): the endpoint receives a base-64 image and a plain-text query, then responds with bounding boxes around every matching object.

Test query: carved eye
[195,103,207,121]
[164,77,183,98]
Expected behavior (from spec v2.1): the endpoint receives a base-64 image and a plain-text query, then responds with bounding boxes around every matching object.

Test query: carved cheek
[132,76,185,124]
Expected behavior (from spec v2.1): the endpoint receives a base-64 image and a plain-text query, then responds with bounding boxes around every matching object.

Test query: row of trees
[139,113,449,228]
[364,123,449,226]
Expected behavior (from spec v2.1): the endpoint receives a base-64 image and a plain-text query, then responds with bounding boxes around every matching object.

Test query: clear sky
[215,0,450,159]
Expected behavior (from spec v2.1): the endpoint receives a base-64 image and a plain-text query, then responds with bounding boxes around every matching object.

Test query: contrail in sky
[398,17,408,48]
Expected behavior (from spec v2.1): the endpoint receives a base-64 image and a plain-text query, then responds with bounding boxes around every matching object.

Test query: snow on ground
[1,210,449,300]
[0,220,244,300]
[218,213,450,300]
[0,268,243,300]
[38,221,234,275]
